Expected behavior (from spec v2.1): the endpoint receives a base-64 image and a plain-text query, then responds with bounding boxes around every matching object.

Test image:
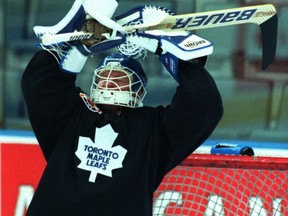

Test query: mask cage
[90,62,147,108]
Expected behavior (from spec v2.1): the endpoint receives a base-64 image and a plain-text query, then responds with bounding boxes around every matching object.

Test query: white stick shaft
[41,32,93,45]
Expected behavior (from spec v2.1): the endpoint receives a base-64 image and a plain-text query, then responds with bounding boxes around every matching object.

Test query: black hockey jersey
[21,50,223,215]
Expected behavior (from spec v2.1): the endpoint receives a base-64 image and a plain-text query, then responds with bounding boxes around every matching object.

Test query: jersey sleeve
[21,50,84,160]
[162,60,223,173]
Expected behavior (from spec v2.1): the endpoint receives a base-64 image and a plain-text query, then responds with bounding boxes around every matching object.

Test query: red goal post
[153,154,288,215]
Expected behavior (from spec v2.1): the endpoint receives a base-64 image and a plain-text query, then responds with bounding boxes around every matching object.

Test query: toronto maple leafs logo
[75,124,127,183]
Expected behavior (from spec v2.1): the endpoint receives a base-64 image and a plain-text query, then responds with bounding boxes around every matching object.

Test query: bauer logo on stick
[171,9,257,30]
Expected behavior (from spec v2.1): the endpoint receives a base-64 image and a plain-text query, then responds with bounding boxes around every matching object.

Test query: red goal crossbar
[153,154,288,215]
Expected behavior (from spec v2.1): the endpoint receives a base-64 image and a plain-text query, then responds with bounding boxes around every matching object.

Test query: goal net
[153,154,288,215]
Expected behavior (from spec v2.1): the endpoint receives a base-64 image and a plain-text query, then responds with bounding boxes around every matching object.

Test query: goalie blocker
[158,34,212,82]
[114,5,213,82]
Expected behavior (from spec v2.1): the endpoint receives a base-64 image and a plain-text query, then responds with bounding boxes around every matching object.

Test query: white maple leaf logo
[75,124,127,183]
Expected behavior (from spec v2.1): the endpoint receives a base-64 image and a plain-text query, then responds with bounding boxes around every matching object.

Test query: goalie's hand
[80,19,112,46]
[76,18,125,54]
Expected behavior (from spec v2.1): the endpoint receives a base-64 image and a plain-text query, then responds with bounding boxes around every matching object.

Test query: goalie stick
[41,4,276,42]
[40,4,277,69]
[125,4,277,32]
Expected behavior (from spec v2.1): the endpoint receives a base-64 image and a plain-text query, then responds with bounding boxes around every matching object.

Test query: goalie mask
[90,53,147,108]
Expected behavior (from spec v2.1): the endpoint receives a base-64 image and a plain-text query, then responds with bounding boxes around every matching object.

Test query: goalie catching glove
[33,0,125,73]
[115,5,213,81]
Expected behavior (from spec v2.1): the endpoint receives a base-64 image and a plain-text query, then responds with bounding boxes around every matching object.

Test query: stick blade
[260,14,278,69]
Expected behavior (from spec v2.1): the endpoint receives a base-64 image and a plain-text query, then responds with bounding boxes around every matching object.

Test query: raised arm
[162,58,223,170]
[21,0,122,160]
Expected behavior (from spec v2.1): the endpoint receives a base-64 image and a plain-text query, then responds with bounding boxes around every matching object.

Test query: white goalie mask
[90,53,147,108]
